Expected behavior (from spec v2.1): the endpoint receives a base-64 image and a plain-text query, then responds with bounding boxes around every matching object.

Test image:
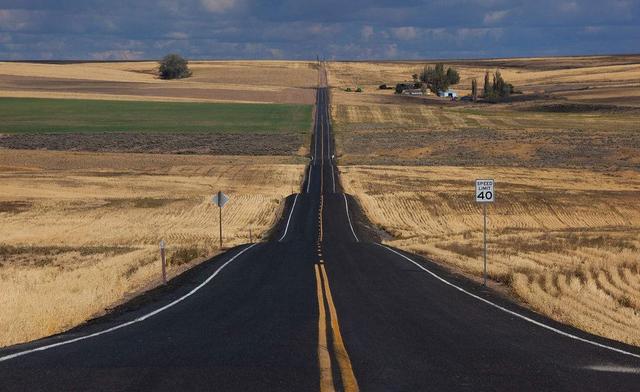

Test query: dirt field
[0,132,307,156]
[337,127,640,170]
[0,149,305,347]
[341,165,640,346]
[0,61,318,104]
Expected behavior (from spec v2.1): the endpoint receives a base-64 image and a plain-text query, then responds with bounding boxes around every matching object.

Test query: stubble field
[0,149,305,347]
[333,56,640,346]
[341,165,640,346]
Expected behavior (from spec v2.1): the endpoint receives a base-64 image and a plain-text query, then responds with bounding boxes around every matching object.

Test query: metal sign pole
[475,179,494,287]
[483,203,487,286]
[219,200,223,249]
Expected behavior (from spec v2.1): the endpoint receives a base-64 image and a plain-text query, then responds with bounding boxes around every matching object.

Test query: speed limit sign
[475,179,495,203]
[475,179,494,286]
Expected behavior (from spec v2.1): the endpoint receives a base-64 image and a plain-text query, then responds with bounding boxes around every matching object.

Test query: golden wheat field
[0,149,304,347]
[341,165,640,346]
[326,58,640,160]
[0,60,317,104]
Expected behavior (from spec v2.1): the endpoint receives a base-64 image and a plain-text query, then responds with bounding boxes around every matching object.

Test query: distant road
[1,76,639,391]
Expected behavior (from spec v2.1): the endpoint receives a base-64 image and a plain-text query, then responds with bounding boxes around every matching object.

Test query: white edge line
[0,243,260,363]
[343,194,359,242]
[314,90,319,162]
[331,166,336,193]
[325,91,330,161]
[306,165,313,193]
[377,243,640,360]
[278,193,299,242]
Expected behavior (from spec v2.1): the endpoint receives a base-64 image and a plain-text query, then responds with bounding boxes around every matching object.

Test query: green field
[0,98,312,133]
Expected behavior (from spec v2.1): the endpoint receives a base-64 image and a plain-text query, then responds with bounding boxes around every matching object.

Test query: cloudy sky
[0,0,638,60]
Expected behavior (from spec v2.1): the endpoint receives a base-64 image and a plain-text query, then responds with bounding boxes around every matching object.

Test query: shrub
[168,246,201,266]
[159,53,192,80]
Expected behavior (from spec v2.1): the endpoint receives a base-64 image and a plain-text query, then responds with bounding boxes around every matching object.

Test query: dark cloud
[0,0,638,59]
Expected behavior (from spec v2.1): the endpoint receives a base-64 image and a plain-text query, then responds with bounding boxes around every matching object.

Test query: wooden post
[219,202,223,249]
[160,240,167,285]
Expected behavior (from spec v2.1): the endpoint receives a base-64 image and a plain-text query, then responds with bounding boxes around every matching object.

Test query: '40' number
[477,191,493,200]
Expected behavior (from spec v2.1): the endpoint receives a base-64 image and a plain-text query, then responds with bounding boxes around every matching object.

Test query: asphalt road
[1,84,640,391]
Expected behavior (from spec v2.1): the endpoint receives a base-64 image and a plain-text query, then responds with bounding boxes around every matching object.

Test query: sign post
[475,179,495,286]
[212,191,229,249]
[159,239,167,285]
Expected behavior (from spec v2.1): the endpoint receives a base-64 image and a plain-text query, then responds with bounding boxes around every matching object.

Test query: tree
[159,53,192,80]
[471,78,478,102]
[419,63,460,94]
[483,68,515,101]
[483,71,491,98]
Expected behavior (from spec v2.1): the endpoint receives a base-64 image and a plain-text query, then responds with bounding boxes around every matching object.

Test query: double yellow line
[315,264,359,392]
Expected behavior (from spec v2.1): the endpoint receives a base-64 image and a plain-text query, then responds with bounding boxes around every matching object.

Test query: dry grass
[326,58,640,169]
[0,61,318,104]
[341,165,640,346]
[0,149,304,347]
[327,56,640,104]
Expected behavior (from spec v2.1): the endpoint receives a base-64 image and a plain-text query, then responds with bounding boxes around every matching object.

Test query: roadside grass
[0,97,312,133]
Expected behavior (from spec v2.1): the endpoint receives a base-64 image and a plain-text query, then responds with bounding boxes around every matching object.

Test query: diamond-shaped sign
[212,191,229,208]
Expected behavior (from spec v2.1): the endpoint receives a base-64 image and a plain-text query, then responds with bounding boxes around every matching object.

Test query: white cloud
[0,9,33,31]
[166,31,189,40]
[391,26,418,40]
[385,43,398,58]
[201,0,238,13]
[456,27,504,42]
[269,48,284,58]
[90,50,144,60]
[483,10,509,25]
[361,25,374,41]
[558,1,579,13]
[307,23,341,36]
[583,25,603,33]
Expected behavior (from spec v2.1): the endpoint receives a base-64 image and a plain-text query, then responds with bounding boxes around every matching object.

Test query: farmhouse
[438,89,457,98]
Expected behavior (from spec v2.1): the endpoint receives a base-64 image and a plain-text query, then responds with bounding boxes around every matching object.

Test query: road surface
[1,76,639,391]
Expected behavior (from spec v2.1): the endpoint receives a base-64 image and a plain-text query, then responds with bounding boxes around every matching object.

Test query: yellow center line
[320,264,360,392]
[315,264,335,392]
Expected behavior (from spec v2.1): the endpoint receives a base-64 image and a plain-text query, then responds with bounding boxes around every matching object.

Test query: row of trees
[471,70,515,101]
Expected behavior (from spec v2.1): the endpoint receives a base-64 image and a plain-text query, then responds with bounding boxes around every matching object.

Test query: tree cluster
[483,70,514,101]
[419,63,460,94]
[159,54,192,80]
